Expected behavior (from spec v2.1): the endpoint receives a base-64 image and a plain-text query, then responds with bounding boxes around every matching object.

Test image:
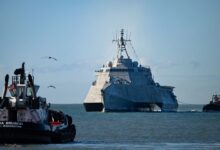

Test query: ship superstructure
[84,29,178,112]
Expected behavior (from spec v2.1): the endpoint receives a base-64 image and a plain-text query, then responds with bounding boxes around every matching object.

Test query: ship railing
[11,75,34,84]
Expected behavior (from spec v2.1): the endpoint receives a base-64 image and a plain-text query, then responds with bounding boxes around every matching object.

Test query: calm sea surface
[1,104,220,150]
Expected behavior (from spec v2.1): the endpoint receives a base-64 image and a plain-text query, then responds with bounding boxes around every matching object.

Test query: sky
[0,0,220,104]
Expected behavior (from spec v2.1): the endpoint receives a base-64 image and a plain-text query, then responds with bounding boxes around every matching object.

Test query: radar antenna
[113,29,131,59]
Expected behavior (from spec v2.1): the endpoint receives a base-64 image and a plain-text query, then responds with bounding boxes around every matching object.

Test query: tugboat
[84,29,178,112]
[0,63,76,143]
[203,94,220,112]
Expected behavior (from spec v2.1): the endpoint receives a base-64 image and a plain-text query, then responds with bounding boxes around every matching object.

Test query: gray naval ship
[84,29,178,112]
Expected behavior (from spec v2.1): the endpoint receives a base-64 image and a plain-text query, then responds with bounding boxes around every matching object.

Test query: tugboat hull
[203,104,220,112]
[51,124,76,143]
[203,95,220,112]
[0,122,51,143]
[0,122,76,143]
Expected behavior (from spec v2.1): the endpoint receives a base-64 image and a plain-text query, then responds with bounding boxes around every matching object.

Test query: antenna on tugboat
[0,74,9,108]
[2,74,9,99]
[28,74,37,99]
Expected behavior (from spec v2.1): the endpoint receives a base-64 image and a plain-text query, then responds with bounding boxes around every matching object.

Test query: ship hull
[0,122,76,143]
[83,102,104,112]
[84,85,178,112]
[100,84,178,112]
[103,92,177,112]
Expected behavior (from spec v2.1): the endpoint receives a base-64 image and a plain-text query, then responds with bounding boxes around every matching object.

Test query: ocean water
[1,104,220,150]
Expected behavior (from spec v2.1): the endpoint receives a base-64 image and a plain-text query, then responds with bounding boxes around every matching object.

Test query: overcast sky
[0,0,220,104]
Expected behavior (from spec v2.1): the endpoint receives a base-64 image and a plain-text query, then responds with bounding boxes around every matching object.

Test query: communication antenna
[112,29,131,59]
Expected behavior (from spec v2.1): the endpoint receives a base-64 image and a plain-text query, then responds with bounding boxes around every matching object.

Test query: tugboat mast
[113,29,131,59]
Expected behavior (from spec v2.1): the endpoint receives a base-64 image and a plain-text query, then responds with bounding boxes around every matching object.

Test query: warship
[84,29,178,112]
[0,63,76,143]
[203,94,220,112]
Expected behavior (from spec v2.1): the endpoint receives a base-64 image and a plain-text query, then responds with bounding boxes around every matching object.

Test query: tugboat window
[9,89,16,97]
[17,87,25,98]
[26,87,32,97]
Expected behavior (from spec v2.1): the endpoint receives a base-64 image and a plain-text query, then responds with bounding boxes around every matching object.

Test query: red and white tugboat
[0,63,76,143]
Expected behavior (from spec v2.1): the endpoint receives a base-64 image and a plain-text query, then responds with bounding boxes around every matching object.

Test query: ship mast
[113,29,131,59]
